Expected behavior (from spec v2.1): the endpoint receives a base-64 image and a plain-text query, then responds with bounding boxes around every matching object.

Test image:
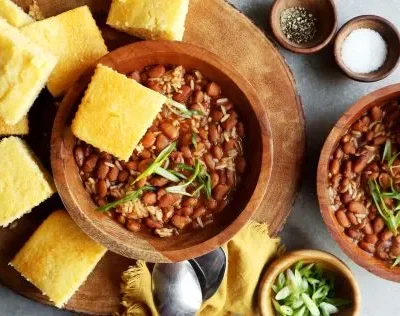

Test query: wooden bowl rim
[269,0,338,54]
[258,249,361,316]
[317,83,400,282]
[51,40,273,262]
[334,15,400,82]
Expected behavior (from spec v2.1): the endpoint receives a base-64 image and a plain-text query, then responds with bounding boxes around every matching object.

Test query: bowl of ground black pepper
[270,0,338,54]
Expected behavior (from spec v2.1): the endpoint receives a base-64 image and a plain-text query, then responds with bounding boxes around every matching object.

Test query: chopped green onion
[272,261,351,316]
[134,142,176,184]
[392,256,400,268]
[191,132,197,149]
[96,185,155,212]
[166,160,202,196]
[154,166,180,182]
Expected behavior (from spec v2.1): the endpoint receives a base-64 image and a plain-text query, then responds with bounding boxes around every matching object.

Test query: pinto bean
[156,134,170,151]
[348,201,368,214]
[213,184,230,201]
[147,80,162,92]
[142,192,157,205]
[182,198,198,207]
[126,160,138,171]
[212,145,223,160]
[211,110,224,122]
[206,199,218,210]
[158,193,178,208]
[126,220,141,232]
[118,170,129,182]
[173,85,192,103]
[373,217,385,234]
[145,218,162,229]
[222,116,237,131]
[192,90,204,103]
[226,170,236,186]
[209,124,219,142]
[96,180,107,198]
[211,172,220,188]
[161,123,179,139]
[193,207,207,218]
[74,146,85,167]
[359,241,375,254]
[335,209,350,228]
[96,160,110,180]
[150,177,169,187]
[206,82,221,98]
[107,167,119,182]
[364,234,378,244]
[204,153,215,170]
[142,132,156,148]
[171,215,191,229]
[82,154,99,173]
[330,159,340,175]
[148,65,166,78]
[182,207,193,217]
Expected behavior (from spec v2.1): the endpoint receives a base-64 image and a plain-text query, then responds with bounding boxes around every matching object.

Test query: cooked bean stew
[74,65,246,237]
[328,100,400,266]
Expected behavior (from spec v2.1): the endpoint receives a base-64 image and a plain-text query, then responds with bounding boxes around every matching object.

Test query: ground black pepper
[280,7,317,44]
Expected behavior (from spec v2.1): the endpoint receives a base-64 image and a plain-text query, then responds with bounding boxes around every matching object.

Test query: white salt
[341,28,388,74]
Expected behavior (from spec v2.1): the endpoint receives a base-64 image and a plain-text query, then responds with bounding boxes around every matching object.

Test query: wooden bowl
[334,15,400,82]
[51,41,273,263]
[318,83,400,282]
[270,0,337,54]
[258,250,361,316]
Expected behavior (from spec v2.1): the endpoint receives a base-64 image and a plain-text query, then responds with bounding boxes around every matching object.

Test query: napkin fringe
[121,260,149,300]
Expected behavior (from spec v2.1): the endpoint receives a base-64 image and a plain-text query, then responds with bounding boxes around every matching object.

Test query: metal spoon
[152,261,202,316]
[152,247,227,316]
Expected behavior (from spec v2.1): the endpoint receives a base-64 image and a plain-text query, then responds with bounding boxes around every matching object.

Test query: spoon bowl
[152,261,202,316]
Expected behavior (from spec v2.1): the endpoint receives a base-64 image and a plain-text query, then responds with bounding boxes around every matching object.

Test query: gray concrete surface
[1,0,399,315]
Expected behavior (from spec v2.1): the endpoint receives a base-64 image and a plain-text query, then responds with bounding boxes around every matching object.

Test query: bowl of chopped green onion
[259,250,360,316]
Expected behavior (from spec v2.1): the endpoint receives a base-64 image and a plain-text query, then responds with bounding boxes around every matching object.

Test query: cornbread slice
[0,0,34,27]
[0,18,57,125]
[21,6,108,97]
[0,137,55,227]
[10,210,107,308]
[72,64,166,161]
[0,116,28,135]
[107,0,189,41]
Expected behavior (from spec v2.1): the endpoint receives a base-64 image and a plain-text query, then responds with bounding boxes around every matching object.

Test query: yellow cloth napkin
[118,221,280,316]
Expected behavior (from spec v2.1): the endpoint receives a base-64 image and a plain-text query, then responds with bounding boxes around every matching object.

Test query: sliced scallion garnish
[134,142,176,184]
[96,185,155,212]
[154,166,180,182]
[272,261,351,316]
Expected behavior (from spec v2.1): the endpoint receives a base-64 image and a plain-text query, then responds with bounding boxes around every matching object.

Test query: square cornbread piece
[0,0,34,27]
[0,116,28,135]
[10,210,107,308]
[71,64,166,161]
[21,6,108,97]
[0,137,55,227]
[0,18,57,125]
[107,0,189,41]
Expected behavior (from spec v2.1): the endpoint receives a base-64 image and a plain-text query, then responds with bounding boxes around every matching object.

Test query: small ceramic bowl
[334,15,400,82]
[270,0,337,54]
[51,41,273,263]
[258,250,361,316]
[318,83,400,282]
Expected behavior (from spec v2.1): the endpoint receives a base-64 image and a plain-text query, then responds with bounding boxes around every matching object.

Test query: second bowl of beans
[318,83,400,282]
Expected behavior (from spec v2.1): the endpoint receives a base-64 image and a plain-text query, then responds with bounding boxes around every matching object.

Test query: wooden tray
[0,0,305,314]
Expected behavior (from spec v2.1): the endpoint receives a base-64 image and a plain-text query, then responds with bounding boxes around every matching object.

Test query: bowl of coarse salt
[334,15,400,82]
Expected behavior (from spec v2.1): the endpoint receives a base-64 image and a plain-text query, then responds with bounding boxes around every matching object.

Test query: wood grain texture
[270,0,337,54]
[334,15,400,82]
[0,0,305,314]
[258,250,361,316]
[317,83,400,283]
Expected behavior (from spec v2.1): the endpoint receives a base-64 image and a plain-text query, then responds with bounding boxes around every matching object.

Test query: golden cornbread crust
[21,6,108,97]
[71,64,166,161]
[0,116,29,135]
[10,210,107,308]
[107,0,189,41]
[0,0,34,27]
[0,137,55,227]
[0,18,57,125]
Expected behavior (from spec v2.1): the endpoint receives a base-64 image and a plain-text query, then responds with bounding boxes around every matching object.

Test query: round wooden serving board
[0,0,305,314]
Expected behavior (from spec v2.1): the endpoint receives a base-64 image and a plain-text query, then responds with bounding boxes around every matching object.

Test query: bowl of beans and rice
[51,41,272,262]
[318,83,400,282]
